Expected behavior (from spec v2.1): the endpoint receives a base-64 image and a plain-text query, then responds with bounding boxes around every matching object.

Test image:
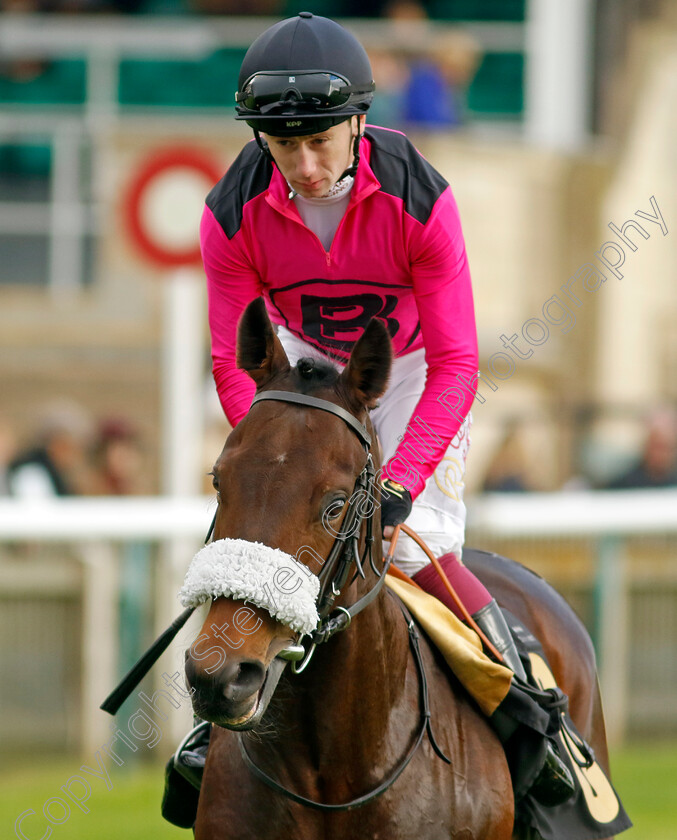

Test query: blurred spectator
[377,0,481,130]
[604,407,677,490]
[342,0,383,14]
[7,400,93,498]
[0,0,148,16]
[89,417,147,495]
[365,45,409,128]
[189,0,281,13]
[481,424,535,493]
[0,416,17,496]
[0,0,50,86]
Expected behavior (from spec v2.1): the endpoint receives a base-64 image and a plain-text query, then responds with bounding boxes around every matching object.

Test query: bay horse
[184,298,614,840]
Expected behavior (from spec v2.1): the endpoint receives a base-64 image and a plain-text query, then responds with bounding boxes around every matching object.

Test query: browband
[251,390,371,449]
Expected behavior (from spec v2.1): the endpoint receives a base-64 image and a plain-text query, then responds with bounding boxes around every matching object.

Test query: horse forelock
[275,356,373,425]
[290,356,340,390]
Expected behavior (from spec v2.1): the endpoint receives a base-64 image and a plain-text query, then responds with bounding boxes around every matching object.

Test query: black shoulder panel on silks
[365,127,449,226]
[205,141,273,240]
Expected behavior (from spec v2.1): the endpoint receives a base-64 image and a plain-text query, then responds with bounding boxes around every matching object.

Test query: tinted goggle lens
[238,73,352,112]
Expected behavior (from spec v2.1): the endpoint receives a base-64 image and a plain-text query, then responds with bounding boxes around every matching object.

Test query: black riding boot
[472,599,576,807]
[161,720,210,828]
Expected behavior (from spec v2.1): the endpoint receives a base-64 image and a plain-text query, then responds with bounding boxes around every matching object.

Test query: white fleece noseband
[179,538,320,635]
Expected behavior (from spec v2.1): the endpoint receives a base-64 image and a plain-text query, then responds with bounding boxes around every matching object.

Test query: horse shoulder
[195,727,313,840]
[414,632,515,839]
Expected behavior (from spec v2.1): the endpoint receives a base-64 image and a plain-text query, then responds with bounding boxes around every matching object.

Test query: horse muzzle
[185,653,289,730]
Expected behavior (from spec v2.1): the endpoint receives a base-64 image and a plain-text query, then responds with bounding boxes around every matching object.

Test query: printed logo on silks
[268,280,421,358]
[303,293,399,343]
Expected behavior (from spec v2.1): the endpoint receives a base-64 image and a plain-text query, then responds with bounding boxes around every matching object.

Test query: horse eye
[323,495,347,521]
[210,472,220,492]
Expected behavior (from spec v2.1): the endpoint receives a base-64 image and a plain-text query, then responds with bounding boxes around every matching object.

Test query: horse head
[183,298,392,728]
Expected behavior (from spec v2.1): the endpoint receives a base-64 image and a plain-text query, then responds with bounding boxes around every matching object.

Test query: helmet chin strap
[335,129,362,185]
[254,129,273,161]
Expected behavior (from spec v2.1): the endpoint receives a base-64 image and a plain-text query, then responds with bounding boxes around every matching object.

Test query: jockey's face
[263,117,362,199]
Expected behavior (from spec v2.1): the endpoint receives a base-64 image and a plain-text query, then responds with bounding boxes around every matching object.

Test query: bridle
[101,387,450,810]
[250,389,388,672]
[238,389,450,810]
[99,387,382,714]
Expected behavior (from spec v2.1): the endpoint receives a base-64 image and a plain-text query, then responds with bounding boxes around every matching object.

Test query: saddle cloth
[384,571,513,715]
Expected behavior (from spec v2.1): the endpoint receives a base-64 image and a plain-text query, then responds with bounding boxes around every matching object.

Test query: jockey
[201,12,574,807]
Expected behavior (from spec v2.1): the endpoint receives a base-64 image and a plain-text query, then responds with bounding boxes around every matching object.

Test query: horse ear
[340,319,392,409]
[237,298,290,387]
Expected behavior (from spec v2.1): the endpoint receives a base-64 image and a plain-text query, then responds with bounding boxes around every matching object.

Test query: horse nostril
[184,653,266,712]
[222,659,266,703]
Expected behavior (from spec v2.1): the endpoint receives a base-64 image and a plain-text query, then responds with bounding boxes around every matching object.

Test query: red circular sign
[124,147,224,268]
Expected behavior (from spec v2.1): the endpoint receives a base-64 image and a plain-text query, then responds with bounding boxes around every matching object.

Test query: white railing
[2,489,676,751]
[0,495,217,754]
[2,488,675,541]
[0,495,215,540]
[468,488,677,744]
[467,488,677,536]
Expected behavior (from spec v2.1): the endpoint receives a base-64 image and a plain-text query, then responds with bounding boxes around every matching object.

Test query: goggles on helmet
[236,71,374,115]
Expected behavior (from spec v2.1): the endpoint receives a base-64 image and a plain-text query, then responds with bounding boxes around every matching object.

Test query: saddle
[384,568,513,715]
[385,568,631,840]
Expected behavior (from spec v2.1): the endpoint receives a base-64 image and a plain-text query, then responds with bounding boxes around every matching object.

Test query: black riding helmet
[235,12,375,137]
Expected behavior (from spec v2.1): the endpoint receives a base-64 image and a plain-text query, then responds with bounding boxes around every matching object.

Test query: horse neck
[313,570,409,687]
[268,575,411,767]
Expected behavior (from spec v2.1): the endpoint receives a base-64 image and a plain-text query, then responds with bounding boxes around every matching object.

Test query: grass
[1,758,186,840]
[610,740,677,839]
[1,741,675,839]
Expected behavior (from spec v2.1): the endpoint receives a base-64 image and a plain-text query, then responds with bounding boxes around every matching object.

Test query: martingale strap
[100,606,195,715]
[238,596,450,812]
[251,391,372,449]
